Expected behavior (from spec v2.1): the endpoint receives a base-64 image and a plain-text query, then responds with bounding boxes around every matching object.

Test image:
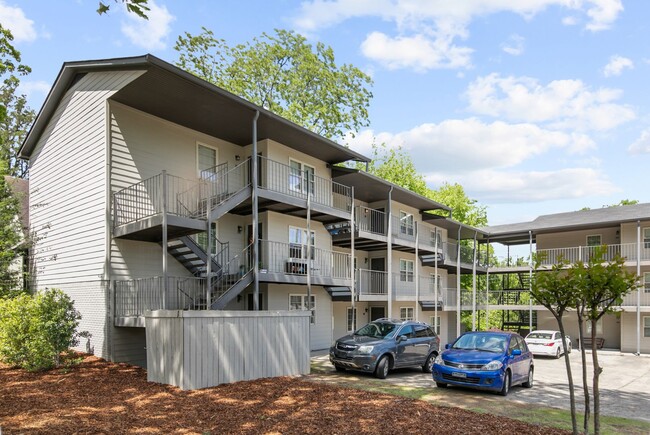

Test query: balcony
[258,240,351,286]
[535,243,650,266]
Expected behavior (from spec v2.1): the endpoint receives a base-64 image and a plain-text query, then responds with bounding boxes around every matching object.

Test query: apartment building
[483,204,650,354]
[19,55,486,366]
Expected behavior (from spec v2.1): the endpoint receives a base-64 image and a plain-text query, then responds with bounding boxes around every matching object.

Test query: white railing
[115,276,206,317]
[356,206,387,235]
[419,275,443,300]
[259,240,350,280]
[535,243,650,265]
[621,290,650,307]
[258,156,352,213]
[393,271,416,296]
[444,242,488,267]
[357,269,388,296]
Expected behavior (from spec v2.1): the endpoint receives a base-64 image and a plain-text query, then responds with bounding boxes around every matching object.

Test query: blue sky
[4,0,650,225]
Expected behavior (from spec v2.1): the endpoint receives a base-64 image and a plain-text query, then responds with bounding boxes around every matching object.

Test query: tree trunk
[577,312,590,433]
[558,320,578,434]
[591,319,602,434]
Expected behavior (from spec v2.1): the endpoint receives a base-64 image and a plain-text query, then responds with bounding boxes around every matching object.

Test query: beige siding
[620,221,650,245]
[29,71,143,286]
[620,312,650,353]
[265,211,330,245]
[265,139,330,180]
[266,283,332,350]
[537,227,619,250]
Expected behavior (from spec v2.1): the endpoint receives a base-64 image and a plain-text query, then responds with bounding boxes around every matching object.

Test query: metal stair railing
[204,159,251,213]
[209,243,254,305]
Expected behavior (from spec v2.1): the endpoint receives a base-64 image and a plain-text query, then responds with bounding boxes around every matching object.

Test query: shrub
[0,288,88,371]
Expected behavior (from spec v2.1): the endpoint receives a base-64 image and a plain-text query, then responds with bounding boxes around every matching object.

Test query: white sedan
[525,330,572,358]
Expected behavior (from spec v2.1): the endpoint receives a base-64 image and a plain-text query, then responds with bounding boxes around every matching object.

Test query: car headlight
[357,345,374,354]
[482,360,503,371]
[434,354,445,366]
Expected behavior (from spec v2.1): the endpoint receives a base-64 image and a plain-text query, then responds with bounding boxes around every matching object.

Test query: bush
[0,288,88,371]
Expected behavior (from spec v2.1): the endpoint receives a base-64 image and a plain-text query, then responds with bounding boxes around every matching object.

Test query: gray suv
[329,318,440,379]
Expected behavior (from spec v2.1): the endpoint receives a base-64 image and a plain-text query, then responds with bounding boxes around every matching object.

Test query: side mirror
[445,343,451,349]
[397,335,407,343]
[511,349,522,356]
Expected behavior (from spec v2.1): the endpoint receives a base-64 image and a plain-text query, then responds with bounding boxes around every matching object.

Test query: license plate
[452,372,467,378]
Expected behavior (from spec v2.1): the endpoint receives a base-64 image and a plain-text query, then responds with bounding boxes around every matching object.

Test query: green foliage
[0,289,88,371]
[428,182,488,227]
[97,0,150,18]
[581,199,639,211]
[0,158,23,297]
[0,76,35,178]
[175,28,373,139]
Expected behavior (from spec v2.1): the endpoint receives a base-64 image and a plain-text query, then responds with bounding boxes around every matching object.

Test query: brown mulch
[0,355,570,434]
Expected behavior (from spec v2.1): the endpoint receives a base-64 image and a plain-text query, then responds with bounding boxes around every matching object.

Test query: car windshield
[452,333,507,353]
[354,322,397,339]
[528,332,553,340]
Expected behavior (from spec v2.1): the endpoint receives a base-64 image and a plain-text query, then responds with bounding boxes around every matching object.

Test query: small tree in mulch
[0,288,89,371]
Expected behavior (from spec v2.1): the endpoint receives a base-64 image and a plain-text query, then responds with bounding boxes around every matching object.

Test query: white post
[206,218,212,309]
[457,225,461,338]
[161,170,168,309]
[251,111,260,310]
[387,187,393,319]
[350,187,356,330]
[307,190,312,316]
[637,220,641,355]
[529,230,533,332]
[434,228,439,335]
[486,237,490,329]
[472,231,477,331]
[415,221,419,322]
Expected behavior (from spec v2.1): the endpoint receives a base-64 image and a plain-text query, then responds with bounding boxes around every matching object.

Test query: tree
[0,157,23,296]
[572,247,637,434]
[175,28,373,139]
[531,257,579,434]
[97,0,150,18]
[359,142,429,196]
[0,76,35,178]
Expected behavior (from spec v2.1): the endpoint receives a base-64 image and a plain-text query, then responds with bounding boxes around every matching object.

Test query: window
[289,294,316,323]
[197,143,218,178]
[430,230,443,248]
[399,324,416,338]
[430,273,442,293]
[644,228,650,249]
[289,159,315,194]
[400,307,414,321]
[586,319,603,335]
[644,317,650,338]
[347,307,357,332]
[645,273,650,293]
[429,316,440,335]
[586,234,602,247]
[289,227,315,260]
[399,211,414,236]
[399,259,414,282]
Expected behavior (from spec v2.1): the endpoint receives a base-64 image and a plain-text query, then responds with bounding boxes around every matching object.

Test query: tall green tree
[175,28,373,139]
[0,157,23,297]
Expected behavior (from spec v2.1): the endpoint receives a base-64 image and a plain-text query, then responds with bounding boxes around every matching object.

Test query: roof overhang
[20,54,370,165]
[421,213,487,240]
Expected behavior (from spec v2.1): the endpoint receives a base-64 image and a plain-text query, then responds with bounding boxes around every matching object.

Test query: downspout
[472,230,477,331]
[415,221,419,322]
[637,220,641,356]
[456,225,461,338]
[387,186,393,319]
[350,187,355,330]
[252,110,260,310]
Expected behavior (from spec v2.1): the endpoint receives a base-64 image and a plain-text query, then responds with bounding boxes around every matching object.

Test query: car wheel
[422,353,436,373]
[522,366,534,388]
[499,371,511,396]
[375,355,390,379]
[334,364,346,372]
[555,347,561,359]
[436,382,448,388]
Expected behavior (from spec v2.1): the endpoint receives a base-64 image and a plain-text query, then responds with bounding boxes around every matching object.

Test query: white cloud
[121,0,175,50]
[603,55,634,77]
[18,80,50,100]
[0,2,37,42]
[464,73,635,131]
[501,34,525,56]
[347,118,595,173]
[424,168,619,203]
[360,32,472,71]
[294,1,622,70]
[628,129,650,154]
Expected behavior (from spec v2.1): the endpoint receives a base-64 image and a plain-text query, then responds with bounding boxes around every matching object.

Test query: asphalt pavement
[310,349,650,422]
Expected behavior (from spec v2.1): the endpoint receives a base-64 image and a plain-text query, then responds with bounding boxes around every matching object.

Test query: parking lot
[312,350,650,422]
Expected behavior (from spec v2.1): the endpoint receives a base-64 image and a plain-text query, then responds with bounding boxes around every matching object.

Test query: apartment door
[370,257,386,295]
[369,306,385,321]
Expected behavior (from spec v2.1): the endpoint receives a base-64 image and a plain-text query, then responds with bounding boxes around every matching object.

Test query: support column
[307,191,312,315]
[206,218,212,308]
[162,170,168,309]
[387,187,393,319]
[251,111,260,310]
[529,230,533,332]
[456,226,461,338]
[415,221,419,322]
[350,187,355,330]
[434,228,439,335]
[472,231,477,331]
[637,220,641,356]
[486,237,490,329]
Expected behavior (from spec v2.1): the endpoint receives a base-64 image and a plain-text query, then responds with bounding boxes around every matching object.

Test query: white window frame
[289,158,315,194]
[644,316,650,338]
[644,228,650,249]
[289,226,315,260]
[196,142,219,178]
[400,306,414,321]
[586,234,602,247]
[289,294,316,324]
[347,307,357,332]
[429,316,441,335]
[399,211,414,236]
[644,272,650,293]
[399,258,414,282]
[586,318,603,335]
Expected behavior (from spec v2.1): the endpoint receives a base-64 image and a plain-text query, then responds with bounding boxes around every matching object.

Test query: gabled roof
[20,54,370,165]
[483,203,650,245]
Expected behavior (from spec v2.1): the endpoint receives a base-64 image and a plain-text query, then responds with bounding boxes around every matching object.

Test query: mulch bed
[0,355,570,434]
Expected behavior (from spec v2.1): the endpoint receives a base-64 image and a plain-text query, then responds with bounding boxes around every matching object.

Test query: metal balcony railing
[391,215,416,241]
[115,276,206,317]
[357,269,388,296]
[419,275,443,300]
[258,156,352,213]
[535,243,650,265]
[356,206,387,235]
[113,173,205,228]
[445,242,488,267]
[259,240,350,280]
[200,159,251,211]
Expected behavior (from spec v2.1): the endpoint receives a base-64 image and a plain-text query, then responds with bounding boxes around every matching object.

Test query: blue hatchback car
[432,331,534,396]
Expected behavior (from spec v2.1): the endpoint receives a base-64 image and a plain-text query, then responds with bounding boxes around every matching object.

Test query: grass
[310,360,650,435]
